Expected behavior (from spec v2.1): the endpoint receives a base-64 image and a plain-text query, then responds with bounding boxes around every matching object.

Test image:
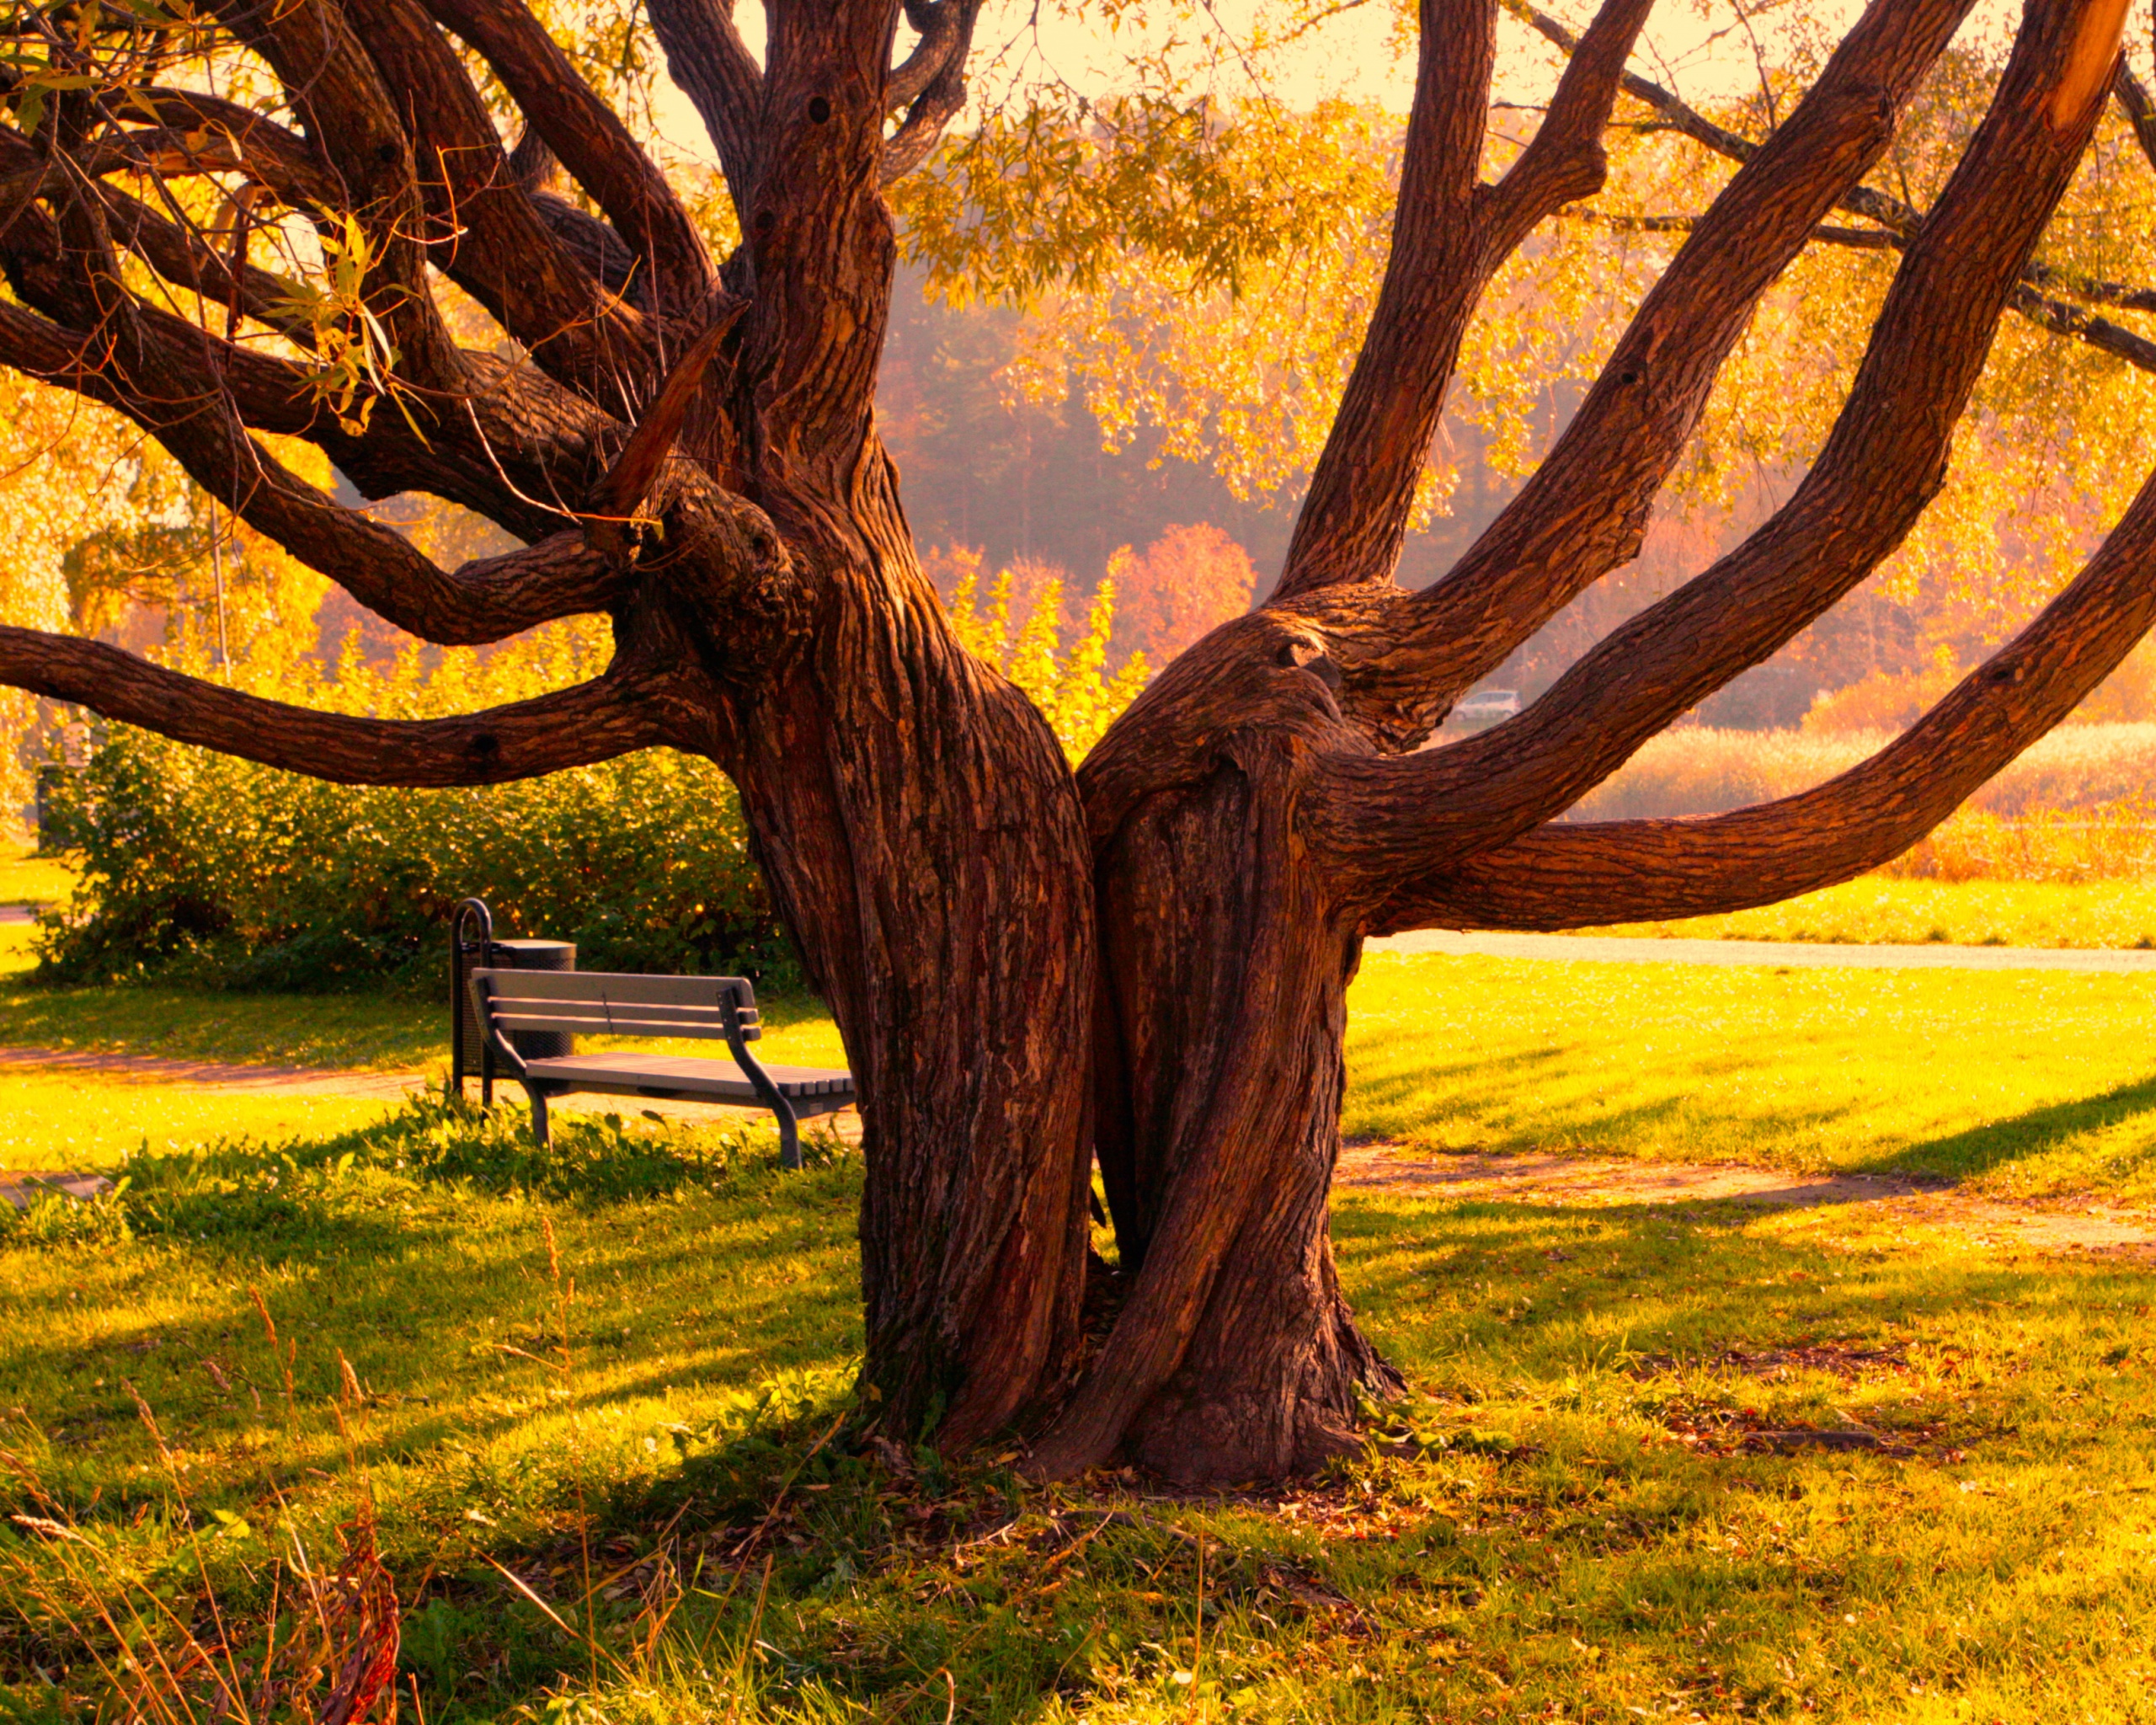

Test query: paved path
[1368,929,2156,973]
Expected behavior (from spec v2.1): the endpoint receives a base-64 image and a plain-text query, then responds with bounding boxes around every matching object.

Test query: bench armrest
[466,972,532,1082]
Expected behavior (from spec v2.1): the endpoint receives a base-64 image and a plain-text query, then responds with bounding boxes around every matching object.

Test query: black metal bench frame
[464,965,853,1170]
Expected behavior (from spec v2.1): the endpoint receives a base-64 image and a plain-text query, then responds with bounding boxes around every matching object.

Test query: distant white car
[1451,687,1522,728]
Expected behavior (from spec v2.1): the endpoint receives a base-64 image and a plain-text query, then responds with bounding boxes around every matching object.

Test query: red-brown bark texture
[3,0,2154,1480]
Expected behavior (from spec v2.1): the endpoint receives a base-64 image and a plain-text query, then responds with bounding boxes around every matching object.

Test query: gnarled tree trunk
[3,0,2155,1484]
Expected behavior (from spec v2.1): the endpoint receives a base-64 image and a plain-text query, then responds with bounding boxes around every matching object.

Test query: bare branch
[421,0,716,317]
[1371,455,2156,932]
[2116,60,2156,172]
[1325,0,1978,748]
[1315,0,2123,882]
[2010,281,2156,369]
[646,0,766,214]
[1482,0,1657,248]
[1262,0,1503,603]
[582,303,746,558]
[0,627,670,787]
[1549,10,2156,341]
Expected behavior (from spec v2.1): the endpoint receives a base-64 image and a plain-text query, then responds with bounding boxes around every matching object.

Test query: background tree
[4,0,2156,1482]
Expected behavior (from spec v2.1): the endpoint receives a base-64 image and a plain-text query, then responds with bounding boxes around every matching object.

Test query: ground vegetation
[8,0,2156,1482]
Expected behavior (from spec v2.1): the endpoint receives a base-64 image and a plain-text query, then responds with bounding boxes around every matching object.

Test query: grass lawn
[3,1096,2153,1722]
[0,843,74,911]
[1345,952,2156,1200]
[10,908,2156,1717]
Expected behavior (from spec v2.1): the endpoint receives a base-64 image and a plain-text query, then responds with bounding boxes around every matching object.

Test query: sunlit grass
[0,842,75,909]
[1345,952,2156,1199]
[3,1103,2153,1722]
[1586,875,2156,948]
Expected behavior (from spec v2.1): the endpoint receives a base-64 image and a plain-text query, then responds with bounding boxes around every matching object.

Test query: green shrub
[35,733,792,992]
[34,623,792,993]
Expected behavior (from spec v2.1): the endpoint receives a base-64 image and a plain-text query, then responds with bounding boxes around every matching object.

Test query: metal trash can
[451,899,576,1102]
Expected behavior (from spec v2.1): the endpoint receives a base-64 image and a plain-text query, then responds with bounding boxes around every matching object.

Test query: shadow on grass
[1856,1067,2156,1183]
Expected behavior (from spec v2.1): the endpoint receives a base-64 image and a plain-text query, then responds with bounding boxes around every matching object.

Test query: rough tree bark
[0,0,2152,1482]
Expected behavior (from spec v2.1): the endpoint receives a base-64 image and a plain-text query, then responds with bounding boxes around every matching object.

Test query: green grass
[3,1097,2154,1722]
[0,844,75,910]
[1346,952,2156,1199]
[1583,875,2156,948]
[10,950,2156,1196]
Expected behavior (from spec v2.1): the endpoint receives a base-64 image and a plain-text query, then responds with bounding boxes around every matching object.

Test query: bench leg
[775,1097,801,1172]
[527,1085,552,1149]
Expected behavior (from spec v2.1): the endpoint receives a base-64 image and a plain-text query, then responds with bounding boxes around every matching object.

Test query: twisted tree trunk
[2,0,2153,1484]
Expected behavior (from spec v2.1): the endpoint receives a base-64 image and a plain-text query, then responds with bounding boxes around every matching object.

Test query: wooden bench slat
[524,1054,855,1102]
[474,969,756,1005]
[491,1008,615,1034]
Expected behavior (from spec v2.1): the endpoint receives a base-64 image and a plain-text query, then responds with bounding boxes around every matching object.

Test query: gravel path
[1368,929,2156,972]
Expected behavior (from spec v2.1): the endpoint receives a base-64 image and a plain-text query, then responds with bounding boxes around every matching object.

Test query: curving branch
[1312,0,2123,883]
[888,0,966,108]
[1371,451,2156,933]
[1322,0,1979,745]
[646,0,767,214]
[341,0,660,405]
[0,626,670,787]
[204,0,467,391]
[1269,0,1655,603]
[2116,61,2156,173]
[0,296,625,644]
[420,0,715,318]
[880,0,982,182]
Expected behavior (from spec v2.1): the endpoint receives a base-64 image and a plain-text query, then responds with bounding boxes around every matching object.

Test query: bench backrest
[469,969,761,1044]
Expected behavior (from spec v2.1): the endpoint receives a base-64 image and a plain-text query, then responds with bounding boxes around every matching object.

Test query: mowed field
[8,850,2156,1720]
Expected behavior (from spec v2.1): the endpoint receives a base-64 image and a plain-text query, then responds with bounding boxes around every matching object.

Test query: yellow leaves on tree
[926,544,1151,762]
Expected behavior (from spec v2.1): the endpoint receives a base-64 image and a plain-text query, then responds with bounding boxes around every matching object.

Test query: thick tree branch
[735,0,910,492]
[1372,453,2156,932]
[125,92,341,209]
[2115,60,2156,172]
[0,296,625,644]
[1316,0,2123,885]
[205,0,467,391]
[1323,0,1978,746]
[1267,0,1508,601]
[342,0,659,407]
[0,627,670,787]
[646,0,766,215]
[0,185,620,543]
[880,0,981,182]
[420,0,716,318]
[887,0,965,108]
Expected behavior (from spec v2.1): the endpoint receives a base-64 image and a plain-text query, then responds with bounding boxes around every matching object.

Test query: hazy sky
[664,0,2043,166]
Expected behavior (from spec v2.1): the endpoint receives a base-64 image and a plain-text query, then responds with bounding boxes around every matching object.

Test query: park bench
[464,966,855,1171]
